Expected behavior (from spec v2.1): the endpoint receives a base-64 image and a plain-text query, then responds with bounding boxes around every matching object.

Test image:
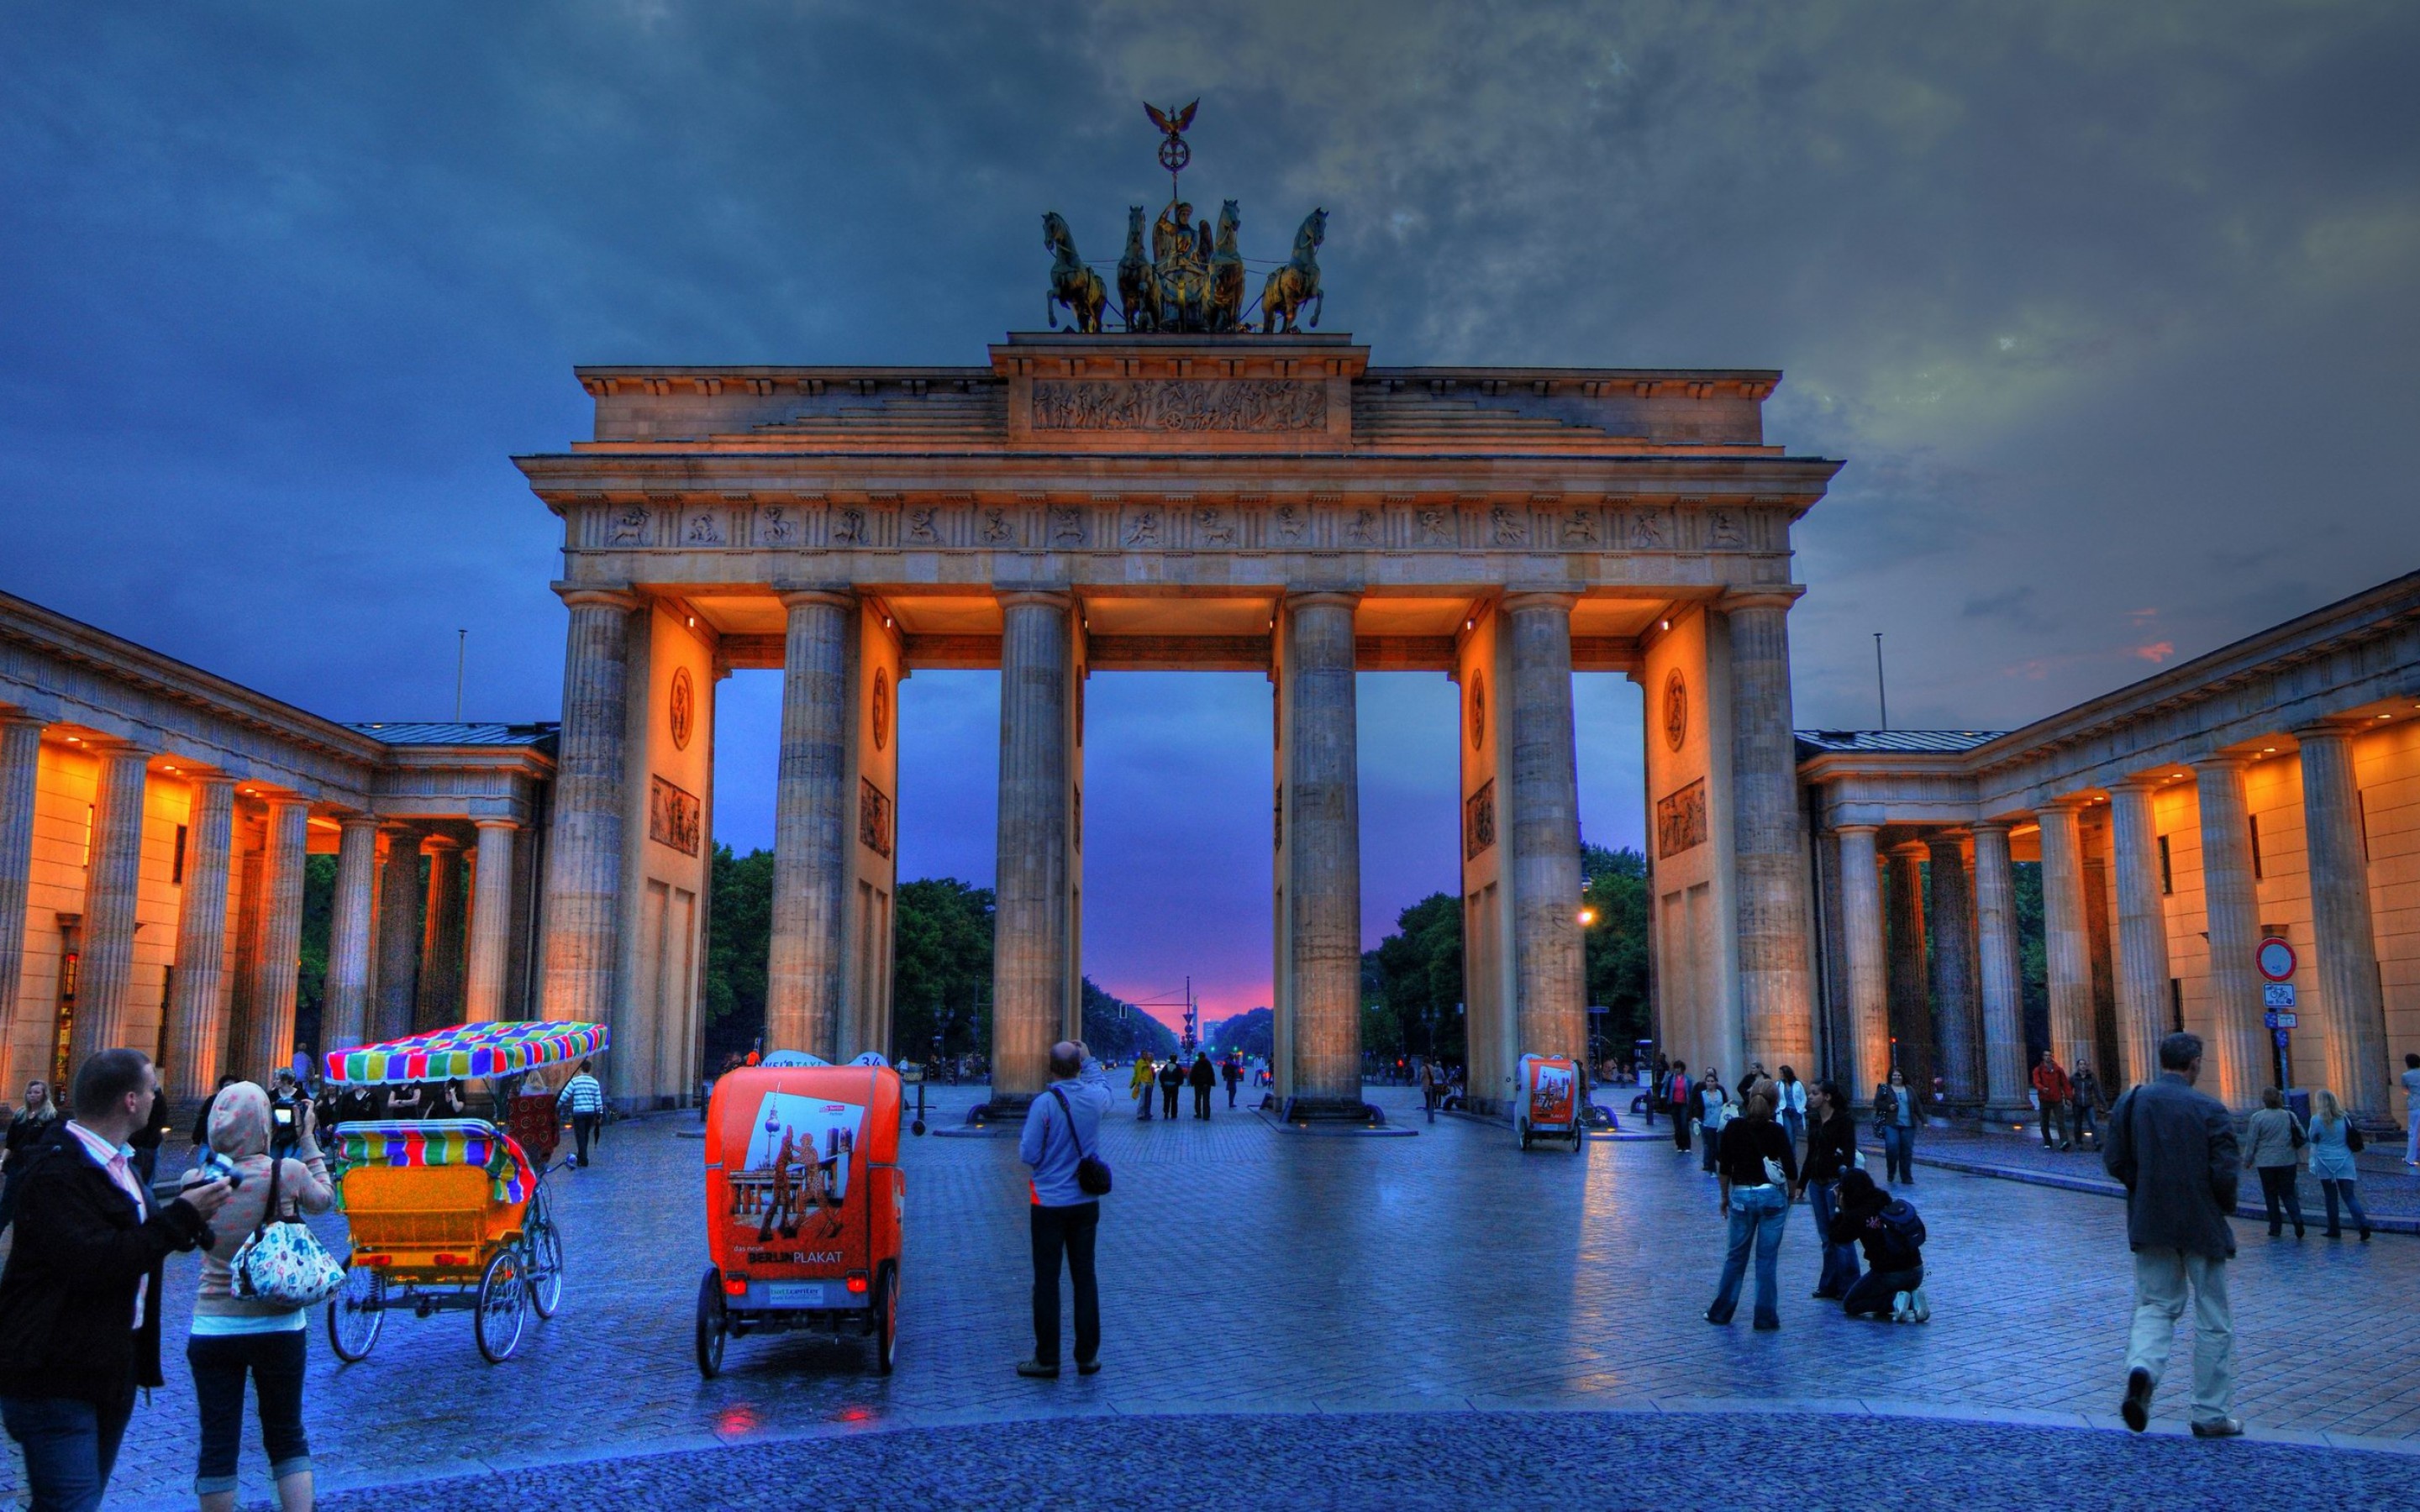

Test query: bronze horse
[1208,200,1245,333]
[1044,212,1107,334]
[1259,207,1327,334]
[1118,205,1156,333]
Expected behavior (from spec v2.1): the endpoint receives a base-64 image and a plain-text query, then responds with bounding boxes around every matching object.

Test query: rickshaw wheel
[526,1219,566,1319]
[1519,1128,1533,1151]
[870,1261,897,1376]
[475,1249,529,1363]
[327,1265,384,1363]
[695,1268,728,1378]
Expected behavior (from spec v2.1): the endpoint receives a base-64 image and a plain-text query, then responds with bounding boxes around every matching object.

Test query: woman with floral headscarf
[176,1081,333,1511]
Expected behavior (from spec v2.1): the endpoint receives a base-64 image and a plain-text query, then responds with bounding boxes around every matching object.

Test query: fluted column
[1928,832,1981,1105]
[371,827,423,1041]
[2035,800,2096,1067]
[71,743,150,1066]
[0,716,42,1093]
[1833,825,1890,1098]
[417,834,466,1029]
[1723,591,1815,1068]
[319,816,378,1056]
[539,585,639,1025]
[1972,822,2028,1114]
[2298,726,2390,1116]
[767,588,853,1059]
[991,591,1074,1111]
[2194,756,2266,1107]
[1280,590,1364,1117]
[463,820,518,1024]
[1503,593,1586,1065]
[229,798,308,1079]
[163,776,237,1101]
[1885,841,1929,1092]
[2109,778,2173,1089]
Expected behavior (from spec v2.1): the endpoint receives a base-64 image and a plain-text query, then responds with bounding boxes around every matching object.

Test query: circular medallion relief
[871,667,892,753]
[1468,672,1487,751]
[667,666,695,752]
[1662,668,1688,753]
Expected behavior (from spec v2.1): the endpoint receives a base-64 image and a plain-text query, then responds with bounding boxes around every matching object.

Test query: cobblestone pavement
[11,1082,2420,1509]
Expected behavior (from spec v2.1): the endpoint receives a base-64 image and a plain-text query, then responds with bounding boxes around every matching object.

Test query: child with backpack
[1828,1168,1929,1322]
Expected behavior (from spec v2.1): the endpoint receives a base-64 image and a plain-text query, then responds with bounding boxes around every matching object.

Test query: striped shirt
[556,1074,606,1116]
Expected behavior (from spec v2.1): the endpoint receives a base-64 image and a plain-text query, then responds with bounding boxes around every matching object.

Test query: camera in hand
[272,1103,295,1128]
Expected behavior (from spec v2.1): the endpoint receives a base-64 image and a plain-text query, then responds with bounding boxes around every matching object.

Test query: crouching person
[1830,1168,1929,1322]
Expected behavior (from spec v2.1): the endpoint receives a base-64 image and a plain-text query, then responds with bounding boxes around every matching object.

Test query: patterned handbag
[229,1152,346,1307]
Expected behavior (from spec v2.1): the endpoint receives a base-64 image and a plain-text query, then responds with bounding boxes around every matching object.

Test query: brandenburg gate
[516,329,1842,1120]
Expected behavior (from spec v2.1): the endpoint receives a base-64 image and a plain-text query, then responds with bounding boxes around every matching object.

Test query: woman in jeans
[1875,1068,1918,1184]
[2307,1088,2371,1242]
[1706,1087,1799,1331]
[178,1082,332,1510]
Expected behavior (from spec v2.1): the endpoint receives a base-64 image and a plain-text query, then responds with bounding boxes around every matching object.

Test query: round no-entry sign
[2256,937,2297,983]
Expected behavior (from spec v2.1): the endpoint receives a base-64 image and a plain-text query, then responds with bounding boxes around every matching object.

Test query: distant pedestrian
[2242,1085,2307,1240]
[2105,1031,2243,1438]
[1128,1057,1156,1121]
[129,1066,171,1191]
[2032,1052,2075,1151]
[1875,1068,1917,1184]
[0,1080,60,1235]
[1665,1061,1692,1154]
[1157,1057,1183,1121]
[1705,1087,1797,1331]
[1774,1067,1807,1150]
[2070,1062,2107,1147]
[556,1059,606,1168]
[1017,1041,1110,1380]
[1829,1168,1928,1321]
[1222,1056,1242,1109]
[1420,1059,1444,1121]
[191,1074,237,1153]
[2305,1088,2371,1242]
[1187,1054,1215,1121]
[2402,1053,2420,1165]
[1645,1055,1669,1129]
[1802,1080,1862,1301]
[1697,1068,1731,1175]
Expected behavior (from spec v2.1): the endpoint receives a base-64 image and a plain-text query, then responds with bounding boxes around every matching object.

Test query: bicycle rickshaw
[696,1052,904,1378]
[1515,1053,1584,1151]
[320,1021,606,1364]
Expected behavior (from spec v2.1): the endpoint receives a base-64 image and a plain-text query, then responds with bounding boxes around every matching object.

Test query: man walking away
[1802,1080,1862,1301]
[1223,1056,1242,1110]
[2105,1032,2242,1438]
[2071,1062,2106,1148]
[2402,1053,2420,1165]
[2033,1052,2074,1151]
[1158,1057,1183,1121]
[557,1059,607,1168]
[0,1049,234,1512]
[1667,1062,1692,1154]
[2243,1085,2306,1239]
[1188,1053,1216,1120]
[1018,1041,1110,1380]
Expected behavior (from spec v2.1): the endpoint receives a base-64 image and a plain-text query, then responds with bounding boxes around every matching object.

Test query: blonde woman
[2306,1089,2371,1242]
[178,1082,334,1511]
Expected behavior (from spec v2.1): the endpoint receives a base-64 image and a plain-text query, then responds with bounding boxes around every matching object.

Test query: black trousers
[2257,1164,2305,1233]
[571,1113,599,1165]
[1030,1200,1101,1368]
[1160,1085,1180,1118]
[1672,1110,1691,1152]
[188,1331,310,1494]
[1226,1081,1238,1108]
[1192,1086,1211,1118]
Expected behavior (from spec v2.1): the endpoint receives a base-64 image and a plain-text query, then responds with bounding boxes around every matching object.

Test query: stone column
[319,816,378,1056]
[1971,822,2029,1116]
[416,836,466,1029]
[990,591,1074,1113]
[1833,825,1890,1099]
[163,776,237,1102]
[0,716,42,1093]
[1723,591,1815,1069]
[462,820,518,1024]
[766,588,853,1060]
[1927,832,1982,1105]
[2194,756,2266,1107]
[2035,800,2096,1067]
[229,799,308,1080]
[1280,591,1365,1118]
[70,743,150,1066]
[539,585,639,1026]
[1885,841,1929,1092]
[2298,726,2390,1116]
[371,827,423,1042]
[2108,778,2173,1089]
[1503,593,1586,1064]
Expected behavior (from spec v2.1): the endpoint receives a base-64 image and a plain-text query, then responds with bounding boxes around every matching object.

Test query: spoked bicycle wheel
[475,1248,529,1363]
[327,1264,385,1362]
[526,1219,565,1319]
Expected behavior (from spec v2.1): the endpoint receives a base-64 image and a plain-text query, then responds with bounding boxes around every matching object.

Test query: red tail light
[845,1271,869,1294]
[433,1253,467,1267]
[356,1254,391,1268]
[723,1273,750,1297]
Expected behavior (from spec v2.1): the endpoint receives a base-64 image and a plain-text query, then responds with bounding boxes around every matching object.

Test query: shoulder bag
[1048,1088,1113,1197]
[229,1153,346,1308]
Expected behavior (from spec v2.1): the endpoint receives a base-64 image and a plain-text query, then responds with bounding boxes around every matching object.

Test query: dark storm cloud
[3,2,2414,1005]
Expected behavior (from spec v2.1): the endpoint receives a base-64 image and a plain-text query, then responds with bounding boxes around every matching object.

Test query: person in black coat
[1801,1080,1863,1300]
[1187,1053,1217,1120]
[1158,1057,1185,1121]
[0,1050,232,1511]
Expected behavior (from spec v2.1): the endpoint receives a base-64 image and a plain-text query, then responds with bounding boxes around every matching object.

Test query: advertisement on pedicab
[729,1091,867,1253]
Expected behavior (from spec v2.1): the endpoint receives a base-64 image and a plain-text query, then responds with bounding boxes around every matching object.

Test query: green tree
[1581,844,1651,1052]
[893,877,995,1061]
[1078,978,1178,1062]
[1362,891,1465,1062]
[1204,1007,1271,1060]
[704,844,773,1063]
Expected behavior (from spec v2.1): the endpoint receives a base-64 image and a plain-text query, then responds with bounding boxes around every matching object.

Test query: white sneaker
[1890,1290,1911,1321]
[1907,1287,1930,1324]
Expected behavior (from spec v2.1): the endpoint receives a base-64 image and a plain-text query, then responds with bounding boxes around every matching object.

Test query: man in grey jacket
[2103,1032,2242,1438]
[1017,1042,1112,1380]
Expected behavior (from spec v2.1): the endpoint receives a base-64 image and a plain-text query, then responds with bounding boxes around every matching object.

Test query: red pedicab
[695,1052,904,1377]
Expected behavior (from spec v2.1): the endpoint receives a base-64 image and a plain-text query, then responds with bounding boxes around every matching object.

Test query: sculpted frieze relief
[1030,378,1327,433]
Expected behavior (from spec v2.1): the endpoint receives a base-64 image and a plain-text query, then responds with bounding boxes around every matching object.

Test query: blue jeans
[1882,1124,1915,1184]
[1708,1184,1790,1326]
[2,1391,134,1512]
[2320,1178,2370,1235]
[1844,1264,1923,1318]
[1809,1178,1861,1298]
[188,1330,312,1495]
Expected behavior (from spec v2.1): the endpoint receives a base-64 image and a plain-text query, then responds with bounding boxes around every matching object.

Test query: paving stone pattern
[12,1084,2420,1509]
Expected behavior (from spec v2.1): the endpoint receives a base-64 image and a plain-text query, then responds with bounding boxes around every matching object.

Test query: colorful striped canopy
[328,1119,535,1206]
[324,1021,608,1086]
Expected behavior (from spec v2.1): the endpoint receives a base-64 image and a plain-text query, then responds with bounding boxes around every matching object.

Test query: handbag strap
[1048,1086,1092,1162]
[252,1148,286,1236]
